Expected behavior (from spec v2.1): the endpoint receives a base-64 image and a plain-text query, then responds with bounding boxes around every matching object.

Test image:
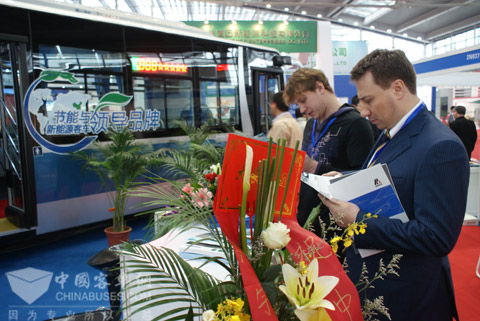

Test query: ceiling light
[417,36,422,40]
[284,8,289,12]
[387,29,392,33]
[317,14,322,18]
[353,21,359,26]
[301,11,307,15]
[403,33,408,37]
[370,25,375,29]
[338,18,343,22]
[266,4,271,9]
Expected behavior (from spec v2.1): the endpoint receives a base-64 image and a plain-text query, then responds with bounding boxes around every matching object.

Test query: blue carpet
[0,216,151,321]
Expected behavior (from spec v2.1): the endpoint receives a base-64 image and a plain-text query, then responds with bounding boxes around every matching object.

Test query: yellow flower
[226,298,244,314]
[331,242,339,253]
[279,260,338,321]
[330,236,341,244]
[344,239,353,248]
[330,236,342,253]
[358,223,367,234]
[347,228,354,237]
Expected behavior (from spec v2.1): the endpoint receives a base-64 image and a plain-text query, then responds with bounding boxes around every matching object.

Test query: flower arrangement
[119,133,401,321]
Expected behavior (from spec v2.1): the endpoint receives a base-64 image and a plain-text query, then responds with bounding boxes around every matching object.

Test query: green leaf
[304,204,321,229]
[261,264,282,283]
[95,92,133,112]
[261,281,279,306]
[39,70,62,82]
[59,72,79,83]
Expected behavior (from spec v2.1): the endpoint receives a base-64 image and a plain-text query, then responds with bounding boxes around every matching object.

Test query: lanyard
[311,117,337,149]
[367,103,425,167]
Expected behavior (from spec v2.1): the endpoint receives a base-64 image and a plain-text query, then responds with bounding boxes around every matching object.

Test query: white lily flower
[279,260,339,321]
[210,163,221,175]
[243,144,253,192]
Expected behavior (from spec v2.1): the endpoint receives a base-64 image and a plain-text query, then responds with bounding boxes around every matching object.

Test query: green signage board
[185,21,317,53]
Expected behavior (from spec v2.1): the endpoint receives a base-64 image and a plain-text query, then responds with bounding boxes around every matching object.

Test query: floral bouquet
[118,134,395,321]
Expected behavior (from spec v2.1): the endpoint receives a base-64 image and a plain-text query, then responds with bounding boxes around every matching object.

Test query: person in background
[295,108,308,132]
[447,106,456,126]
[322,49,469,321]
[449,105,477,160]
[352,94,381,141]
[267,91,303,149]
[283,68,374,245]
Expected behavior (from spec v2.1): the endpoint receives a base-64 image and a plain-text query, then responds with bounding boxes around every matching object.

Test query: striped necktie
[368,130,390,168]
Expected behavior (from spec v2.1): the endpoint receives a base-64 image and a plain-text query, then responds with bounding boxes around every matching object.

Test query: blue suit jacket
[347,107,469,321]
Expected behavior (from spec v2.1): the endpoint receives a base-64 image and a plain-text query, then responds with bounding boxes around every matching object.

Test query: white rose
[202,309,216,321]
[261,222,291,250]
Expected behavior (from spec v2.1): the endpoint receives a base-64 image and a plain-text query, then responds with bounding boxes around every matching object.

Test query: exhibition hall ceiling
[71,0,480,43]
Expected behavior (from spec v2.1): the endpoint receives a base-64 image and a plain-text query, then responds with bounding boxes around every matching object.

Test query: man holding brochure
[321,49,469,321]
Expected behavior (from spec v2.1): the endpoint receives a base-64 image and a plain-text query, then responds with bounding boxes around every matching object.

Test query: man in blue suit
[322,49,469,321]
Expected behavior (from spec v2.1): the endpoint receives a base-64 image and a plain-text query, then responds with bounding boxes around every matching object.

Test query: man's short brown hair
[350,49,417,95]
[283,68,333,105]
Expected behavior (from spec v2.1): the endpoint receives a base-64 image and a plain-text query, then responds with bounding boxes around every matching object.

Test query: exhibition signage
[185,21,317,53]
[414,47,480,74]
[332,41,368,75]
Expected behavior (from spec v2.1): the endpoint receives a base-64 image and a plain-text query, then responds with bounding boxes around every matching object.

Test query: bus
[0,0,290,245]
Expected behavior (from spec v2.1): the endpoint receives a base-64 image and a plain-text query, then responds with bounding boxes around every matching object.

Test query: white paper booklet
[301,164,409,257]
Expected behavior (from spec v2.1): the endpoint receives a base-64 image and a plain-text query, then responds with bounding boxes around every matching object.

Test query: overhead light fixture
[417,36,422,40]
[284,8,289,12]
[338,18,343,22]
[353,21,359,26]
[370,25,375,29]
[301,11,307,15]
[317,14,322,18]
[403,32,408,37]
[266,4,271,9]
[387,29,392,33]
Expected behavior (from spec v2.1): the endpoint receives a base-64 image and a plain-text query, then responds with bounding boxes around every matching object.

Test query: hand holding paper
[320,196,360,228]
[301,164,408,257]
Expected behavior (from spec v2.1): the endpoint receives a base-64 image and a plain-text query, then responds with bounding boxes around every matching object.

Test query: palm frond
[189,141,224,165]
[119,243,235,320]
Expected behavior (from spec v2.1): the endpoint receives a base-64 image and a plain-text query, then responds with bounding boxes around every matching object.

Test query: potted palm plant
[75,127,154,247]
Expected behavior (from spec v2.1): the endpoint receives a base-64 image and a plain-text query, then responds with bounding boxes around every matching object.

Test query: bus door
[251,68,284,135]
[0,35,36,233]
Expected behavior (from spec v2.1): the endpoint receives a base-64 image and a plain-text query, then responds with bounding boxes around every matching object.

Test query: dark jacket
[449,116,477,159]
[348,106,469,321]
[297,105,374,240]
